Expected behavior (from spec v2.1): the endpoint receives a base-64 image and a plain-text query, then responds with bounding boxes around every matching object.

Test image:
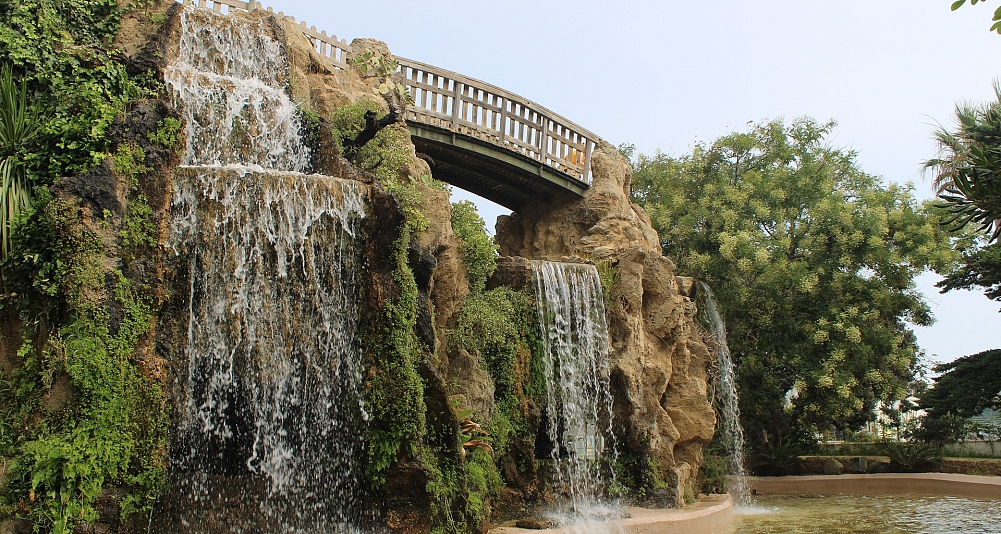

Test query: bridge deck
[409,123,588,210]
[180,0,602,211]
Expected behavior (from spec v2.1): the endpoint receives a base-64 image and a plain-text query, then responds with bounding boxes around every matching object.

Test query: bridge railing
[179,0,598,185]
[397,58,597,185]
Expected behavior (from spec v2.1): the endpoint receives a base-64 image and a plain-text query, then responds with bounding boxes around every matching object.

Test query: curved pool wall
[743,473,1001,500]
[490,495,734,534]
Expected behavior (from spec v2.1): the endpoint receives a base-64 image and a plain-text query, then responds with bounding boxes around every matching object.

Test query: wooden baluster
[582,139,594,184]
[539,115,549,163]
[451,79,462,131]
[499,98,508,144]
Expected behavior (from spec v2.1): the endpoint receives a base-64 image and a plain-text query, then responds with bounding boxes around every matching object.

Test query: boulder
[823,457,844,475]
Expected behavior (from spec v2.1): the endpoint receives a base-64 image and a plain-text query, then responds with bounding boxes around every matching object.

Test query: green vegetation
[0,63,48,259]
[146,117,182,150]
[451,200,497,294]
[329,99,411,182]
[937,241,1001,309]
[0,192,167,533]
[363,222,429,484]
[331,95,505,532]
[629,118,956,444]
[750,440,805,476]
[920,349,1001,418]
[0,3,172,530]
[881,442,941,472]
[926,83,1001,241]
[0,0,157,184]
[696,437,728,494]
[445,199,546,527]
[950,0,1001,33]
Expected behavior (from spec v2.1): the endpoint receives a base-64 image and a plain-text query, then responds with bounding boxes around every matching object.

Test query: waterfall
[155,7,371,533]
[532,261,620,530]
[699,282,751,506]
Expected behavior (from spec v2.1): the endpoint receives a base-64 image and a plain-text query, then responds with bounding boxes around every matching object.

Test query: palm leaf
[0,64,47,261]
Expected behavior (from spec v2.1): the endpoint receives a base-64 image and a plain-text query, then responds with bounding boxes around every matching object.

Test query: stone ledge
[489,494,733,534]
[746,473,1001,500]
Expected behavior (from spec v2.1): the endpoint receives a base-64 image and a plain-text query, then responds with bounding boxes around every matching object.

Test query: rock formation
[0,2,718,532]
[496,143,716,506]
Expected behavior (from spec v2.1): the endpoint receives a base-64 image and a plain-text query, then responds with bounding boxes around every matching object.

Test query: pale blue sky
[260,0,1001,365]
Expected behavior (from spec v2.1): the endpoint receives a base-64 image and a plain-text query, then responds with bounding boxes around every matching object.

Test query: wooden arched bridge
[183,0,601,210]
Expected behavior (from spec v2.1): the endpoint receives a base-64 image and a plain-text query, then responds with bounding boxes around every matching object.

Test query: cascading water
[699,282,751,506]
[532,261,620,531]
[154,7,372,533]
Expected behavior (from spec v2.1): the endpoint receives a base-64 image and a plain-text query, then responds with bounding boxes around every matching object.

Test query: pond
[729,494,1001,534]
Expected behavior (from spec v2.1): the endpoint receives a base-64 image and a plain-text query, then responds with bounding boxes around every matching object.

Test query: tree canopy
[630,118,956,442]
[925,83,1001,242]
[920,348,1001,418]
[936,240,1001,308]
[950,0,1001,33]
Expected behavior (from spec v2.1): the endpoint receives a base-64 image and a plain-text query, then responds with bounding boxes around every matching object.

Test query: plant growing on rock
[0,63,47,259]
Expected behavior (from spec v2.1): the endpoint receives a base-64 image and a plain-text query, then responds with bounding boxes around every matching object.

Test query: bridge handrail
[179,0,599,185]
[397,58,598,185]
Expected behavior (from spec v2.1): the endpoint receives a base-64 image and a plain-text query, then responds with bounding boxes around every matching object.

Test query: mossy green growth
[329,98,447,231]
[452,286,544,477]
[146,117,182,150]
[364,227,428,486]
[595,260,622,312]
[119,194,155,250]
[424,444,503,534]
[329,98,410,183]
[450,200,497,294]
[0,0,159,184]
[0,190,168,532]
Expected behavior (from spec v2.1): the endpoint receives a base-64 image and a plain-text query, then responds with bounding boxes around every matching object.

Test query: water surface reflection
[730,494,1000,533]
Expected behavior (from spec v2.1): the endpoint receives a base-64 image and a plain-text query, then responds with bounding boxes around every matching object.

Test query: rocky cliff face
[496,144,716,506]
[0,3,717,533]
[140,0,717,519]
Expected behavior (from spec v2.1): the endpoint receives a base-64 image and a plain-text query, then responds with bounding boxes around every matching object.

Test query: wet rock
[516,517,560,529]
[495,143,715,504]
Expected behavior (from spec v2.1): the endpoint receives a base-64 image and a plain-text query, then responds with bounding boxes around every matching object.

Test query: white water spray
[700,282,751,506]
[532,261,621,532]
[156,7,371,533]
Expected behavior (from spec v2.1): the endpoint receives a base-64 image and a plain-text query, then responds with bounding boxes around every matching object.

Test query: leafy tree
[630,118,955,443]
[925,83,1001,241]
[920,349,1001,418]
[926,85,1001,312]
[950,0,1001,33]
[936,240,1001,308]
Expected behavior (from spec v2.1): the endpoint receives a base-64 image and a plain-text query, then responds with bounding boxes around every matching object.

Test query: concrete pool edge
[489,494,734,534]
[744,472,1001,500]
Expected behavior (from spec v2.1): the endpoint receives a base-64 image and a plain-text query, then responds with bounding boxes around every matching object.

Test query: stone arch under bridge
[181,0,600,211]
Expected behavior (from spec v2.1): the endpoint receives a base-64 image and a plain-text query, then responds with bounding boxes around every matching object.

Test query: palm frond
[0,64,48,261]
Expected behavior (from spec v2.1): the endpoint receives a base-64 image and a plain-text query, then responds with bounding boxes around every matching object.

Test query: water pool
[730,494,1001,533]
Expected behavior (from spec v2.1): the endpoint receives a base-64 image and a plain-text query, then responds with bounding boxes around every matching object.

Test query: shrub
[751,440,805,476]
[882,442,941,472]
[451,200,496,294]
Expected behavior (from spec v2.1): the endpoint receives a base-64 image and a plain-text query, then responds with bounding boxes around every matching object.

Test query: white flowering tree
[629,118,957,444]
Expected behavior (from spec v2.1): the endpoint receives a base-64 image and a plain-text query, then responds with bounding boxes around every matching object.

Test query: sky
[260,0,1001,365]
